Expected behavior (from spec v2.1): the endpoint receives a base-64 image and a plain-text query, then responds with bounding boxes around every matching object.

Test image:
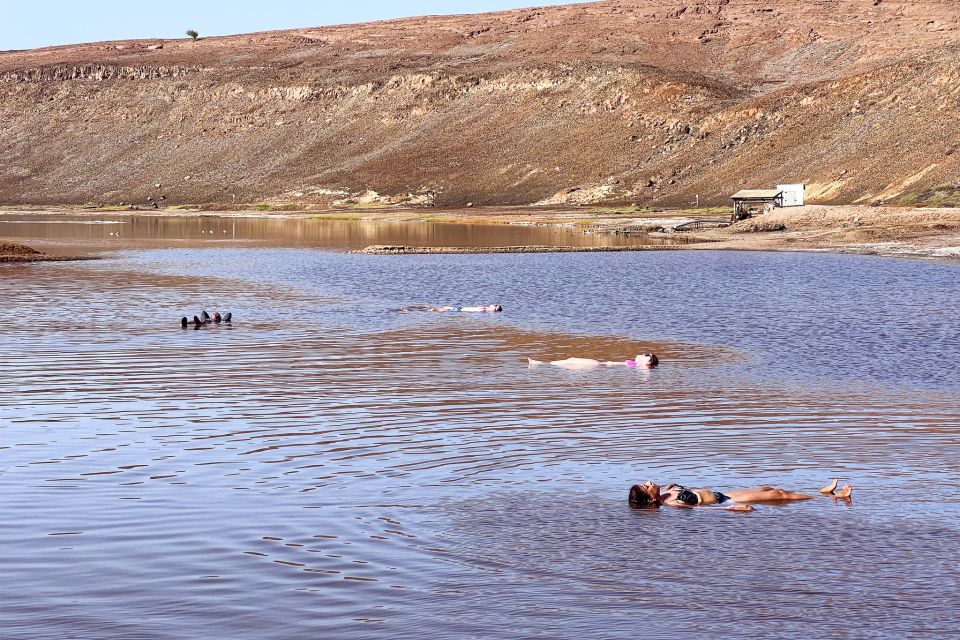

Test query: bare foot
[834,484,853,498]
[819,478,839,494]
[728,504,754,512]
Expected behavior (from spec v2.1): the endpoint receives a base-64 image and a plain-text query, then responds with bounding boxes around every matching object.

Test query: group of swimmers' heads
[635,353,659,368]
[181,310,231,329]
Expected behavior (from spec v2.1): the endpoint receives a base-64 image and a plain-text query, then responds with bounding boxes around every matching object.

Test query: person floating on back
[400,304,503,313]
[528,353,659,368]
[627,478,853,512]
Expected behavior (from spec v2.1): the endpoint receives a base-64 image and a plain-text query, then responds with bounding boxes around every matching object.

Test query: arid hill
[3,0,960,208]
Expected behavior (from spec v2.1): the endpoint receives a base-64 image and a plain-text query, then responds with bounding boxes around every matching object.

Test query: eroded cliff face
[2,0,960,207]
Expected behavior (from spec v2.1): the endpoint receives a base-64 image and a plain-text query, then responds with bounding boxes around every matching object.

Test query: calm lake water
[0,212,667,253]
[1,215,958,639]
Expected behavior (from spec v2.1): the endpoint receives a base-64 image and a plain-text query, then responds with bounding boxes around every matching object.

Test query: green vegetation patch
[585,206,650,216]
[307,213,363,220]
[348,203,390,210]
[252,203,300,211]
[897,184,960,208]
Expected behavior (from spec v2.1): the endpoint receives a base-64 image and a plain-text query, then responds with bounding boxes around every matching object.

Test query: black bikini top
[674,486,700,505]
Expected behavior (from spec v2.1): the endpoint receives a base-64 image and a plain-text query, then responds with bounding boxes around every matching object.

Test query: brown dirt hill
[3,0,960,208]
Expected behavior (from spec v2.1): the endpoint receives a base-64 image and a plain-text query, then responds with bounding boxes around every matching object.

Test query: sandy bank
[351,205,960,260]
[683,205,960,259]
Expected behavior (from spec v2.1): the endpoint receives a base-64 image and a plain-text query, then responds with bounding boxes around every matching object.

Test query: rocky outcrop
[2,0,960,207]
[355,244,676,255]
[0,242,90,262]
[0,64,196,83]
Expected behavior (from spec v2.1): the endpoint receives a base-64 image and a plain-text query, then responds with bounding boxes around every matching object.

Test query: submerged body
[401,304,502,313]
[528,353,659,368]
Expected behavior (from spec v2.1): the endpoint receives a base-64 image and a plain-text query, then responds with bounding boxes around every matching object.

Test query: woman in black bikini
[628,478,852,512]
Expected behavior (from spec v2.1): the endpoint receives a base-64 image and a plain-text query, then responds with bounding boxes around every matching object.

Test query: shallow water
[1,217,958,639]
[0,212,668,253]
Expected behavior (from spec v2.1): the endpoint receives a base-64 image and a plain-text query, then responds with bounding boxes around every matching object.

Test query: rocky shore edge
[354,244,679,255]
[0,242,93,263]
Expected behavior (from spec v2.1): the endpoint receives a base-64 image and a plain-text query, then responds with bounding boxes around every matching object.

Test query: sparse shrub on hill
[730,220,787,234]
[897,185,960,208]
[186,29,199,40]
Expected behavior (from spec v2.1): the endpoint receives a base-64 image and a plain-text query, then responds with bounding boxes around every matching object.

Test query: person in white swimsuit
[528,353,659,368]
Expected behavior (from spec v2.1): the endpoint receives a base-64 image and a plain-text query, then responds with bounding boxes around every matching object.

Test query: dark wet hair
[628,484,654,507]
[493,305,503,312]
[643,353,659,367]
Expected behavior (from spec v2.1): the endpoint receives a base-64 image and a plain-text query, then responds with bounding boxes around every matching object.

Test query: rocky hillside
[3,0,960,208]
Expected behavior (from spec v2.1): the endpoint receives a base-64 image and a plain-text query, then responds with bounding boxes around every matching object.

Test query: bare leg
[527,358,544,366]
[726,479,853,503]
[548,358,604,367]
[725,487,814,503]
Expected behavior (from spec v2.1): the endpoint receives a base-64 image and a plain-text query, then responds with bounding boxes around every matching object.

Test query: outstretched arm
[662,500,753,512]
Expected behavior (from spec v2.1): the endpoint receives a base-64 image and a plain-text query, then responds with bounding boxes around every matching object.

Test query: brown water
[1,215,959,639]
[0,212,669,254]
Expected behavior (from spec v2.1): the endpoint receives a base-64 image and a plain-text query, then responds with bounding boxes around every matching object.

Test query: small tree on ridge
[186,29,199,40]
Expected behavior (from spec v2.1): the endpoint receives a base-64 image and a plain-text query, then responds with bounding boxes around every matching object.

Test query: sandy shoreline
[2,204,959,261]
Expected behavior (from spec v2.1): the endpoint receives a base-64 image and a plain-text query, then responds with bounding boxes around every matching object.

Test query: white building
[777,184,805,207]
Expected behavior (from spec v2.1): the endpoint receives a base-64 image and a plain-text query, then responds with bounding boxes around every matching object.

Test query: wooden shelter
[731,189,783,222]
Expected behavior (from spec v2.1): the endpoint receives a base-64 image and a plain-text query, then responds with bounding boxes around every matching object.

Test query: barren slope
[3,0,960,207]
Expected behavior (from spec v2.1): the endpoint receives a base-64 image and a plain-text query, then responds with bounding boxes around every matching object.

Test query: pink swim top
[625,360,637,367]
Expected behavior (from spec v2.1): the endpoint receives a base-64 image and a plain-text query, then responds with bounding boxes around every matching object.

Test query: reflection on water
[1,229,959,639]
[0,212,670,253]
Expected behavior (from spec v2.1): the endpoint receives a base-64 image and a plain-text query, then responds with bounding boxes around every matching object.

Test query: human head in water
[628,482,661,507]
[636,353,658,368]
[490,304,503,312]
